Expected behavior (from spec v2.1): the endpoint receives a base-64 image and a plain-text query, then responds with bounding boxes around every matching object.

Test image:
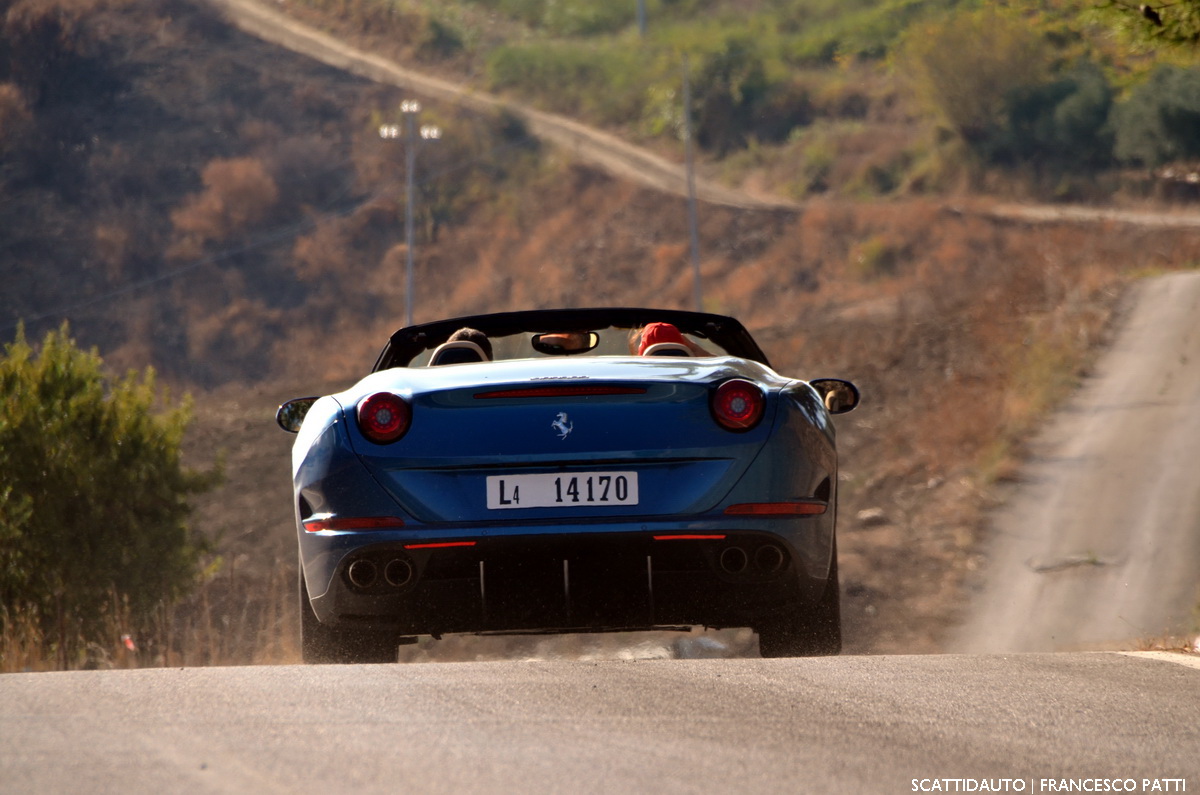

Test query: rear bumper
[301,520,834,636]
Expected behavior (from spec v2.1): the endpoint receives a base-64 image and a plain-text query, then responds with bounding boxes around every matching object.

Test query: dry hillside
[5,0,1200,663]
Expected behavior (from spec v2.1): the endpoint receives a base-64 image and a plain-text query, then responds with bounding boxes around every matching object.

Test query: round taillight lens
[357,392,411,444]
[712,379,765,431]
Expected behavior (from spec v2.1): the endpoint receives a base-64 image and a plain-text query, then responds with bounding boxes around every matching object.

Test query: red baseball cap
[639,322,686,355]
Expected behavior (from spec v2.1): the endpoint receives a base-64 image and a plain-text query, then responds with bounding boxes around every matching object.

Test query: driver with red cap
[633,322,713,356]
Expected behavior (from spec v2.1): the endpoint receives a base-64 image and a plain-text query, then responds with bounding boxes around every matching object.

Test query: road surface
[1,653,1197,793]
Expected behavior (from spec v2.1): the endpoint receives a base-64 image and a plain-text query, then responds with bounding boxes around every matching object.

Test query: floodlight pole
[404,105,417,328]
[381,100,440,328]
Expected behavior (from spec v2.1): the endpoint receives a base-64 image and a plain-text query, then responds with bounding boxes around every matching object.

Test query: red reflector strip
[476,386,647,399]
[403,541,477,550]
[653,534,727,541]
[724,502,828,516]
[302,516,405,532]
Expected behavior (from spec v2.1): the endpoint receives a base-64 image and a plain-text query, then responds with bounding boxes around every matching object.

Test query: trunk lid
[343,357,782,523]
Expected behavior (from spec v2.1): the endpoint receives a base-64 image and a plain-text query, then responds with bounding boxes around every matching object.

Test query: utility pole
[380,100,440,328]
[683,57,702,312]
[637,0,646,36]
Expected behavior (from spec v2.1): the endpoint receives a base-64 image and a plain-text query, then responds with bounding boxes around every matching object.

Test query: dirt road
[210,0,1200,233]
[953,271,1200,651]
[207,0,792,211]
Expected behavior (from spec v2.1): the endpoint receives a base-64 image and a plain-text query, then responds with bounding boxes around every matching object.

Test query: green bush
[1113,65,1200,167]
[692,36,772,155]
[0,324,219,665]
[898,7,1052,147]
[991,62,1115,169]
[485,41,648,122]
[543,0,635,36]
[462,0,547,28]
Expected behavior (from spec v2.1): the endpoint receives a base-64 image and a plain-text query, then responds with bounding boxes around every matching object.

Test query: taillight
[357,392,411,444]
[724,501,827,516]
[303,516,405,532]
[711,379,764,431]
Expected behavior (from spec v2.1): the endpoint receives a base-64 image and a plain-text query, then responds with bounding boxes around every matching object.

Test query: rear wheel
[299,569,398,664]
[756,555,841,658]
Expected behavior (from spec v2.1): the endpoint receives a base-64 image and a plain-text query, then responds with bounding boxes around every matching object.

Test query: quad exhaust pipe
[719,546,749,574]
[719,544,787,575]
[754,544,785,574]
[347,557,414,590]
[347,559,378,588]
[384,558,413,587]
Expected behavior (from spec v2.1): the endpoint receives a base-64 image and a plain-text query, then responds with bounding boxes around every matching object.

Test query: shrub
[542,0,633,36]
[991,62,1115,170]
[1113,65,1200,167]
[486,42,606,107]
[692,36,771,155]
[897,7,1051,148]
[169,157,280,258]
[788,0,962,64]
[0,81,32,156]
[849,234,902,280]
[485,41,646,121]
[0,324,219,667]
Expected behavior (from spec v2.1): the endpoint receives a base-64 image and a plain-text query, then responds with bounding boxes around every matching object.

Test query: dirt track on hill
[208,0,1200,232]
[207,0,791,211]
[952,271,1200,651]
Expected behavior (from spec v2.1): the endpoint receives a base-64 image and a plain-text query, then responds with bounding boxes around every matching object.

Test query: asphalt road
[953,272,1200,652]
[2,653,1197,794]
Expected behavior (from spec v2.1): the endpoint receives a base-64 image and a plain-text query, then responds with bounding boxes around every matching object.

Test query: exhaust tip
[347,559,378,589]
[719,546,749,575]
[384,558,414,588]
[754,544,785,573]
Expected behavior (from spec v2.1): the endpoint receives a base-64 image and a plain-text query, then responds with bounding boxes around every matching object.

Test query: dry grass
[1133,633,1200,655]
[1,570,300,673]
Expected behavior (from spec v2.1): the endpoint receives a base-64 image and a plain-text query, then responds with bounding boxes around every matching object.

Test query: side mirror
[809,379,860,415]
[276,397,318,433]
[531,331,600,356]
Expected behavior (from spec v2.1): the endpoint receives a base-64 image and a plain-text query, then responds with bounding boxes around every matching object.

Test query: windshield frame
[371,308,771,371]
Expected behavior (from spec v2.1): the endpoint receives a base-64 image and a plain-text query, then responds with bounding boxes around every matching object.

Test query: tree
[992,62,1116,169]
[692,36,772,156]
[0,324,219,666]
[1097,0,1200,51]
[897,8,1052,148]
[1113,64,1200,165]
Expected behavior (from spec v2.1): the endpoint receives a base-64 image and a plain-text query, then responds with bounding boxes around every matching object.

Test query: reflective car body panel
[281,308,856,659]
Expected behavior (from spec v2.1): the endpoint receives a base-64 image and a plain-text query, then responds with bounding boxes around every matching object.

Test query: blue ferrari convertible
[277,308,859,662]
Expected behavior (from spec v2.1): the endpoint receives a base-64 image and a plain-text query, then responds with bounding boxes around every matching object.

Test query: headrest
[642,342,692,357]
[429,340,488,366]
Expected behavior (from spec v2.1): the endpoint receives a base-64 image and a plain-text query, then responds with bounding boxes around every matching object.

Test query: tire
[756,554,842,658]
[299,569,398,664]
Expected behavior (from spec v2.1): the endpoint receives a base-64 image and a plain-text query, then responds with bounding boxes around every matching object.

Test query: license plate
[486,472,639,510]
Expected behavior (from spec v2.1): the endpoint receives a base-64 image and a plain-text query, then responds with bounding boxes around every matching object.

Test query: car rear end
[295,356,839,640]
